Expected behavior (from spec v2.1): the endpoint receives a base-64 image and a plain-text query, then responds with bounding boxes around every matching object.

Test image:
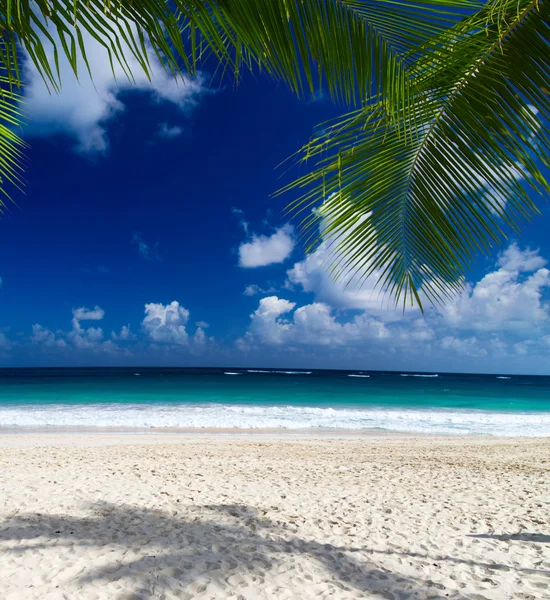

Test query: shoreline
[0,425,548,441]
[0,425,441,437]
[0,430,547,450]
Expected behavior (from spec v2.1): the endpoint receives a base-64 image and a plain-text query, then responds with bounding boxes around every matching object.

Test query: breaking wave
[0,403,548,436]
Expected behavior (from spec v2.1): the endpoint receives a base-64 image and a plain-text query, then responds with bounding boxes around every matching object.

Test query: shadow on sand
[469,532,550,544]
[0,502,542,599]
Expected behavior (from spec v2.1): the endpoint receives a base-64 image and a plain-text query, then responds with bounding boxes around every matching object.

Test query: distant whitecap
[348,374,370,378]
[274,371,312,375]
[401,374,438,378]
[224,372,241,376]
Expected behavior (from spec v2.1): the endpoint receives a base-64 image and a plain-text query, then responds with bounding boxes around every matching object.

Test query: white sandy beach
[0,434,549,599]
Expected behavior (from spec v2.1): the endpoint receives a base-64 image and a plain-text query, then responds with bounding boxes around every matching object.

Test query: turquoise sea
[0,367,549,436]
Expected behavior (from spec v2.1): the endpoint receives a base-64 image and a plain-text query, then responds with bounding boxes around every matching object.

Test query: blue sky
[1,33,549,374]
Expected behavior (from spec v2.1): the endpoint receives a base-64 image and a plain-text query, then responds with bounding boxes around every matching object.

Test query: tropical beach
[1,370,550,598]
[0,433,548,600]
[1,0,549,598]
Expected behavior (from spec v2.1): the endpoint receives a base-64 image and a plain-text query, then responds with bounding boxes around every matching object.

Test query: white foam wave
[247,370,272,373]
[496,376,511,380]
[0,403,548,437]
[401,374,439,378]
[348,374,370,378]
[224,372,241,376]
[274,371,312,375]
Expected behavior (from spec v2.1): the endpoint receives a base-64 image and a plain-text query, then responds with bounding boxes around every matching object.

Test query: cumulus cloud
[238,244,550,371]
[112,325,135,341]
[140,301,215,356]
[193,326,207,347]
[440,244,550,332]
[23,26,207,152]
[287,241,393,314]
[72,306,105,323]
[142,301,191,345]
[21,300,213,359]
[285,201,413,318]
[238,296,397,351]
[30,324,67,348]
[238,225,295,268]
[497,242,546,272]
[9,244,550,372]
[31,306,125,355]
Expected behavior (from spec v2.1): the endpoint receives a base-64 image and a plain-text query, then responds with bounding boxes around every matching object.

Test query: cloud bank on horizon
[3,241,550,374]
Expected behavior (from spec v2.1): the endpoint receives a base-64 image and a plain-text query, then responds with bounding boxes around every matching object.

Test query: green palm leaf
[0,51,26,210]
[0,0,470,199]
[0,0,547,311]
[282,0,549,308]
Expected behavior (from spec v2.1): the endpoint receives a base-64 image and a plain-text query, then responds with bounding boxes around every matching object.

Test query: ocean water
[0,367,549,436]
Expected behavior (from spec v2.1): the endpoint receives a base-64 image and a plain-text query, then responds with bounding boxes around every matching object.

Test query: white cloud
[439,336,488,358]
[72,306,105,322]
[157,123,183,139]
[246,296,297,345]
[243,284,277,296]
[497,242,546,272]
[238,244,550,371]
[142,301,190,345]
[23,26,207,152]
[240,296,393,349]
[23,301,212,358]
[287,240,394,314]
[30,324,67,348]
[285,200,413,319]
[193,326,207,346]
[112,325,135,341]
[440,245,550,332]
[31,306,125,355]
[140,301,215,355]
[238,225,295,268]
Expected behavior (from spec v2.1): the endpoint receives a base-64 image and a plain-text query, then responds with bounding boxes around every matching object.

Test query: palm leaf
[184,0,478,107]
[0,0,478,201]
[282,0,549,308]
[0,51,26,209]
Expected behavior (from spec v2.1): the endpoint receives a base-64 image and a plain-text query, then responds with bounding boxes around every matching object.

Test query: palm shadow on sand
[1,502,544,599]
[469,532,550,544]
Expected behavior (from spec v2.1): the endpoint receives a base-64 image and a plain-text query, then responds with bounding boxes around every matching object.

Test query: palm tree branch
[280,0,548,308]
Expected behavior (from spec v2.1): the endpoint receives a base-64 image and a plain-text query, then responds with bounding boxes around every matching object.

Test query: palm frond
[0,52,26,207]
[185,0,478,108]
[0,0,479,202]
[282,0,549,308]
